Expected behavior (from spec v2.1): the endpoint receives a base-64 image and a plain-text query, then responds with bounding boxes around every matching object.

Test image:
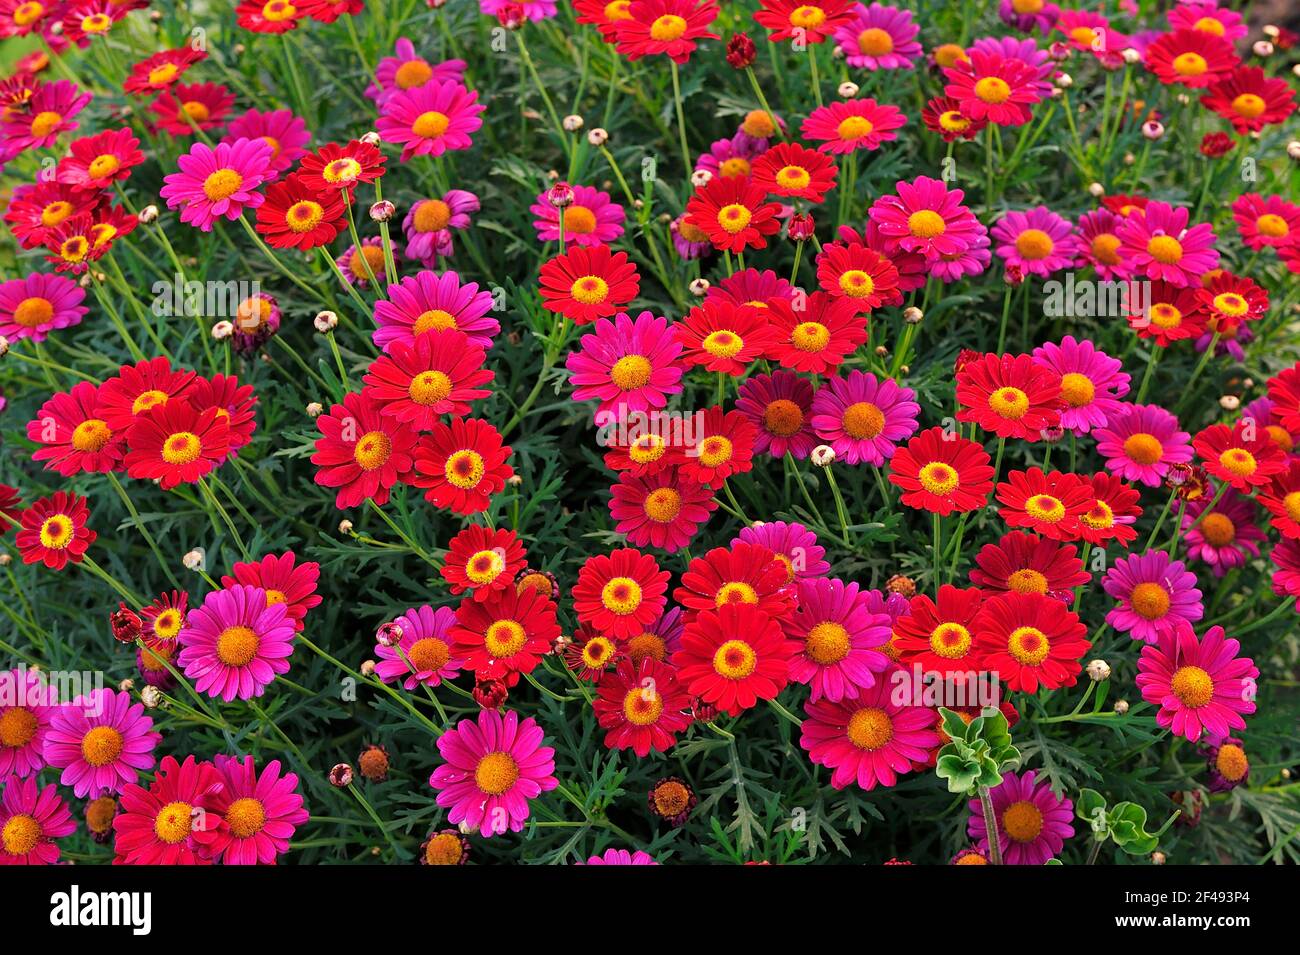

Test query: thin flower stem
[107,472,183,591]
[669,59,693,179]
[80,555,144,606]
[198,476,252,561]
[978,785,1004,865]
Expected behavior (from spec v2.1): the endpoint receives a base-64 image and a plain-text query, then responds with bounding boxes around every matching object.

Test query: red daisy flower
[310,391,417,509]
[361,329,493,429]
[185,374,258,458]
[1195,272,1268,335]
[112,755,222,865]
[410,417,513,514]
[673,602,798,716]
[1269,363,1300,435]
[151,82,235,136]
[1193,421,1286,492]
[968,531,1091,596]
[922,95,986,142]
[674,300,779,375]
[297,140,387,195]
[538,244,640,324]
[1201,66,1296,133]
[1261,461,1300,540]
[608,467,717,552]
[1144,29,1239,89]
[450,588,560,685]
[124,401,231,490]
[678,405,757,486]
[220,552,321,632]
[889,426,995,516]
[684,175,782,253]
[674,541,793,622]
[601,429,687,477]
[123,48,207,95]
[750,142,838,202]
[16,491,96,570]
[1077,472,1143,547]
[298,0,363,21]
[441,525,528,601]
[57,128,144,191]
[43,215,103,274]
[815,242,900,312]
[956,352,1062,441]
[995,468,1094,541]
[27,381,124,476]
[754,0,852,43]
[254,173,347,250]
[0,485,21,533]
[575,0,635,41]
[4,180,100,249]
[767,291,867,374]
[565,626,621,682]
[1130,280,1207,346]
[944,50,1042,127]
[235,0,303,33]
[973,591,1091,693]
[614,0,720,64]
[593,658,694,756]
[96,358,197,432]
[892,585,986,676]
[571,547,670,639]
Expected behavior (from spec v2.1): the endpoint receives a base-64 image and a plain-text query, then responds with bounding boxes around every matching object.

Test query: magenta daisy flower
[799,98,908,154]
[609,469,716,552]
[1075,208,1125,279]
[177,584,297,702]
[365,38,466,107]
[160,137,275,232]
[1180,485,1264,577]
[1,79,91,150]
[999,0,1059,34]
[565,311,684,419]
[809,370,919,466]
[222,107,311,177]
[582,848,658,864]
[530,183,625,247]
[868,176,983,260]
[1103,550,1203,645]
[0,271,87,343]
[428,708,557,837]
[0,668,56,778]
[220,550,322,632]
[1116,200,1220,287]
[376,80,485,161]
[0,775,76,865]
[1136,626,1258,742]
[991,206,1079,277]
[1031,336,1130,435]
[1271,538,1300,599]
[967,770,1074,865]
[372,269,499,352]
[800,673,940,790]
[374,604,466,689]
[1094,403,1193,487]
[402,189,479,265]
[197,755,309,865]
[944,49,1044,127]
[43,687,160,798]
[787,577,893,701]
[694,133,765,180]
[971,35,1056,97]
[832,3,922,70]
[736,370,817,459]
[736,520,830,584]
[338,237,388,287]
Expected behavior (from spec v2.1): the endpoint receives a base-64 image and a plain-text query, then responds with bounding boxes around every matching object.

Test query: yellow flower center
[791,321,830,353]
[414,199,452,232]
[1192,16,1224,36]
[323,157,362,183]
[1199,512,1235,547]
[1212,292,1248,317]
[601,576,643,614]
[627,632,668,664]
[846,707,894,750]
[82,12,111,32]
[474,751,520,795]
[764,398,804,436]
[1008,568,1048,594]
[804,621,850,664]
[29,110,62,137]
[1230,93,1266,119]
[741,109,777,138]
[353,430,392,470]
[1215,743,1248,781]
[775,164,811,191]
[261,0,296,20]
[1080,501,1114,529]
[1091,233,1121,265]
[1011,0,1043,11]
[408,370,453,405]
[1255,213,1288,238]
[159,430,200,465]
[715,581,758,607]
[1283,491,1300,522]
[838,269,876,298]
[939,110,971,133]
[621,687,664,725]
[789,4,825,27]
[1015,228,1055,260]
[408,636,450,672]
[603,0,631,20]
[1170,665,1214,708]
[465,549,506,585]
[2,814,40,856]
[0,707,37,747]
[649,13,687,40]
[286,199,324,233]
[974,76,1012,104]
[569,275,609,304]
[919,461,959,496]
[842,401,885,439]
[1026,494,1065,523]
[13,296,53,328]
[988,386,1030,420]
[484,619,527,658]
[929,622,972,659]
[1172,52,1208,77]
[857,26,894,55]
[148,63,179,85]
[13,1,44,26]
[444,449,485,489]
[836,115,874,140]
[411,110,450,139]
[1218,447,1257,477]
[628,435,666,464]
[80,726,124,767]
[1056,372,1095,407]
[717,203,753,234]
[39,514,73,549]
[87,153,121,179]
[1123,432,1163,465]
[1130,581,1171,619]
[610,354,653,390]
[1008,626,1051,666]
[563,206,597,234]
[394,59,433,89]
[643,487,682,523]
[702,329,744,358]
[712,639,757,679]
[226,798,267,838]
[153,800,194,845]
[217,625,259,666]
[414,308,457,334]
[719,157,752,178]
[907,209,946,238]
[182,100,210,122]
[40,201,72,227]
[72,419,111,454]
[697,435,734,467]
[202,168,243,202]
[1147,234,1183,264]
[423,831,464,864]
[1002,800,1044,842]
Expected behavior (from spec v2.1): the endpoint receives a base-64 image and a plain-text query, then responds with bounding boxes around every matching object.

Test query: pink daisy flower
[868,175,982,260]
[582,848,658,864]
[530,183,625,247]
[403,190,479,265]
[1031,336,1130,435]
[43,687,160,798]
[1103,550,1203,645]
[177,584,297,702]
[222,108,311,178]
[1136,626,1258,742]
[1115,200,1219,287]
[0,775,76,865]
[0,271,87,343]
[1168,2,1246,42]
[1272,538,1300,599]
[971,36,1056,98]
[377,80,485,161]
[800,673,940,790]
[372,269,499,352]
[1180,485,1265,577]
[833,3,922,70]
[998,0,1059,34]
[787,577,893,701]
[1075,208,1126,279]
[991,206,1079,277]
[967,769,1074,865]
[809,370,919,466]
[428,708,557,837]
[160,137,275,232]
[1094,403,1193,487]
[366,38,466,107]
[565,311,684,419]
[736,370,817,459]
[1232,193,1300,251]
[944,49,1044,127]
[196,755,309,865]
[609,469,716,552]
[220,551,322,632]
[705,267,795,309]
[799,98,907,154]
[1,79,90,150]
[0,668,56,778]
[112,755,223,865]
[374,604,466,689]
[694,133,765,180]
[338,237,388,287]
[736,520,830,584]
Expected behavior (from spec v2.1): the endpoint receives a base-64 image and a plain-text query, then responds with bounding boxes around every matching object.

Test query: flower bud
[838,81,859,98]
[1122,47,1140,64]
[587,127,608,147]
[182,549,204,570]
[1219,394,1240,411]
[810,445,836,467]
[1113,699,1129,715]
[903,306,923,324]
[138,204,159,224]
[689,278,711,297]
[314,310,338,332]
[495,2,525,28]
[369,199,395,222]
[1055,72,1073,88]
[1151,851,1166,865]
[360,130,381,147]
[375,621,403,647]
[1086,659,1111,681]
[546,180,575,208]
[1142,120,1164,140]
[725,33,757,69]
[328,763,354,787]
[691,169,713,188]
[140,685,163,709]
[306,401,323,417]
[360,659,377,676]
[1253,40,1274,58]
[110,604,142,644]
[562,114,584,132]
[474,677,509,709]
[211,320,233,340]
[339,519,354,534]
[1287,141,1300,162]
[787,212,815,242]
[1087,182,1104,197]
[118,678,134,692]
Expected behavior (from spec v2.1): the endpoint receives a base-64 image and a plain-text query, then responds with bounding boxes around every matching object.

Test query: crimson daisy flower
[564,626,620,682]
[679,406,756,486]
[3,180,100,250]
[194,754,308,865]
[800,98,909,154]
[16,491,95,570]
[892,585,986,677]
[1144,28,1239,89]
[450,588,560,685]
[973,591,1090,693]
[767,291,867,374]
[124,401,230,490]
[221,551,321,632]
[254,173,347,250]
[601,428,686,477]
[0,776,76,865]
[27,381,123,476]
[42,215,102,274]
[296,140,387,195]
[1130,280,1207,345]
[750,142,838,202]
[186,373,258,458]
[361,329,493,429]
[754,0,851,43]
[0,486,21,533]
[112,755,222,865]
[922,95,986,142]
[673,602,797,716]
[674,541,793,622]
[151,82,235,136]
[969,531,1090,596]
[684,175,782,253]
[1195,272,1268,335]
[441,525,527,601]
[609,467,716,552]
[1202,66,1296,134]
[572,548,670,639]
[1260,461,1300,540]
[614,0,720,63]
[1233,193,1300,251]
[1193,421,1286,492]
[889,427,994,516]
[593,658,694,756]
[538,244,639,324]
[1078,472,1142,547]
[565,311,685,418]
[996,468,1093,541]
[1268,363,1300,436]
[674,300,778,375]
[57,128,143,191]
[815,242,900,312]
[410,417,513,514]
[123,47,206,95]
[944,50,1043,127]
[235,0,303,32]
[575,0,634,40]
[956,352,1062,442]
[310,391,417,509]
[96,358,197,433]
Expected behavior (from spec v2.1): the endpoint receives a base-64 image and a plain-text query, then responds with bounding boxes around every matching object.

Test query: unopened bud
[691,169,713,188]
[182,549,204,570]
[314,310,338,332]
[546,181,575,208]
[360,131,381,147]
[1086,659,1111,682]
[1142,120,1164,140]
[375,621,403,647]
[369,200,395,222]
[562,114,584,132]
[1219,394,1240,411]
[810,445,836,467]
[306,401,323,417]
[1055,72,1072,88]
[211,320,233,340]
[329,763,354,787]
[339,519,354,534]
[140,685,163,708]
[1253,40,1274,58]
[903,306,923,324]
[838,81,859,98]
[587,127,608,147]
[1087,182,1104,197]
[1113,699,1129,715]
[138,204,159,224]
[689,278,710,297]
